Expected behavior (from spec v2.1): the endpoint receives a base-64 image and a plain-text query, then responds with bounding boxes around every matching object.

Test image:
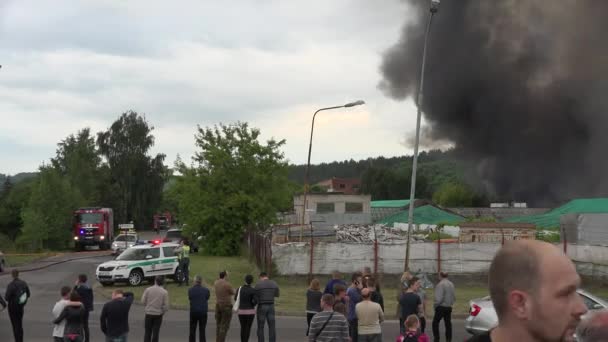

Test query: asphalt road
[0,237,471,341]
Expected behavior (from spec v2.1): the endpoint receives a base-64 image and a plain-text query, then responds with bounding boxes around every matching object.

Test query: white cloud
[0,0,421,175]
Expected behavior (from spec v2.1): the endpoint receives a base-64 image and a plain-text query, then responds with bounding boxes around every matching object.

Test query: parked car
[466,289,608,338]
[163,228,199,253]
[0,249,5,273]
[111,233,139,255]
[96,241,182,286]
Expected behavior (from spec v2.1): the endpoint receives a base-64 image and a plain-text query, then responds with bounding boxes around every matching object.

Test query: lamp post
[404,0,440,272]
[300,100,365,241]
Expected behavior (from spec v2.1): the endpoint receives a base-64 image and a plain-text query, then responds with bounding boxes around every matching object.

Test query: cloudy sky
[0,0,422,175]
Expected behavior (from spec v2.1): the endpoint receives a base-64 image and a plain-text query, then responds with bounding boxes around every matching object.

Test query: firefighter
[176,239,191,286]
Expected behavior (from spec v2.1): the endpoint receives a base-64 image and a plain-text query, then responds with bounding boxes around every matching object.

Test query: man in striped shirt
[308,294,351,342]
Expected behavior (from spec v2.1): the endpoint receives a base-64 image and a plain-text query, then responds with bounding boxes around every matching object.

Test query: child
[396,314,429,342]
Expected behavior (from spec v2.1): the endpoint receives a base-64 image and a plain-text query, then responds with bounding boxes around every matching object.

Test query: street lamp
[404,0,440,272]
[300,100,366,240]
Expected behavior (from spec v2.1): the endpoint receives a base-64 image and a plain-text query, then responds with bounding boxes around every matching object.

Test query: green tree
[175,122,291,255]
[97,111,168,228]
[51,128,103,204]
[0,177,37,241]
[18,167,83,251]
[433,182,474,207]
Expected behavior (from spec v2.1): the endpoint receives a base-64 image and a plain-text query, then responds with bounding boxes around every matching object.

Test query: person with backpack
[53,291,87,342]
[235,274,257,342]
[74,274,94,342]
[5,269,30,342]
[397,314,429,342]
[308,294,350,342]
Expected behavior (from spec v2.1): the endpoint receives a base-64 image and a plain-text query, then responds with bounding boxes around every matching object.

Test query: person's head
[351,272,363,288]
[245,274,254,285]
[363,277,376,291]
[439,271,448,279]
[334,302,346,315]
[334,284,347,299]
[309,278,321,291]
[259,271,268,280]
[405,314,420,331]
[401,271,412,283]
[576,309,608,342]
[155,276,165,286]
[219,270,227,279]
[78,274,87,284]
[70,291,81,302]
[321,293,335,310]
[11,269,19,279]
[60,286,71,299]
[489,240,587,342]
[111,289,124,300]
[407,277,420,292]
[332,271,341,280]
[194,275,203,285]
[361,288,371,301]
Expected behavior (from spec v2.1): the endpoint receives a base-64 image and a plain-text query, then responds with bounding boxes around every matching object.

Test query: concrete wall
[272,241,608,278]
[272,241,500,275]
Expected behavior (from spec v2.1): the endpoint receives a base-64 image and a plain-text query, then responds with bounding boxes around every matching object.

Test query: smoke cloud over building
[379,0,608,205]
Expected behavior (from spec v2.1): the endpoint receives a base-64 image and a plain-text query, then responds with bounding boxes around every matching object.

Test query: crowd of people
[2,239,607,341]
[305,266,454,342]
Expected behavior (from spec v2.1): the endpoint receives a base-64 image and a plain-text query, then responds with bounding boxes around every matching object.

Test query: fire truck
[153,212,172,232]
[73,207,114,251]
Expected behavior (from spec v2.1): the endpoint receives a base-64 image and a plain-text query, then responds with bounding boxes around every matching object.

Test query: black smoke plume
[380,0,608,205]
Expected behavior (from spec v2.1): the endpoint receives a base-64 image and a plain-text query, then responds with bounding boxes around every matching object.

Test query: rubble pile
[334,224,412,243]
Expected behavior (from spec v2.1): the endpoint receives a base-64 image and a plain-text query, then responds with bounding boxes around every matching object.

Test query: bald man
[356,288,384,342]
[467,240,587,342]
[576,309,608,342]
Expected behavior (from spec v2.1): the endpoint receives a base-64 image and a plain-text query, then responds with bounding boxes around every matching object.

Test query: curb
[0,251,113,276]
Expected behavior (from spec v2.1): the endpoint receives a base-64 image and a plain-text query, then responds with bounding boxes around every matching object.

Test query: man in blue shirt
[346,272,363,341]
[189,275,210,342]
[323,271,347,295]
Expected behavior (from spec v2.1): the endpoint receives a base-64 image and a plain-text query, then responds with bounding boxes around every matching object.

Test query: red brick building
[315,177,361,195]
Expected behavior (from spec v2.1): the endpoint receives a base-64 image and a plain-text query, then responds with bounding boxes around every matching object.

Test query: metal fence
[246,230,273,277]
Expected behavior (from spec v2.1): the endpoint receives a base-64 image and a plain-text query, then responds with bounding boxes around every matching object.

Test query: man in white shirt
[52,286,73,342]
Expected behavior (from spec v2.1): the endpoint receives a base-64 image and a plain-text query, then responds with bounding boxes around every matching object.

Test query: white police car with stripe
[96,241,182,286]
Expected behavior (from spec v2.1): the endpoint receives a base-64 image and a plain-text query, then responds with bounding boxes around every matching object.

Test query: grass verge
[96,254,499,317]
[4,252,56,267]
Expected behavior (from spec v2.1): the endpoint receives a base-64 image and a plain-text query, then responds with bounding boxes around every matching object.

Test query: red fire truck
[73,207,114,251]
[153,212,172,232]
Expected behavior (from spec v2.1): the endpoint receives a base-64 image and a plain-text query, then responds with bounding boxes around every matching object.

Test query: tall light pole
[300,100,365,241]
[404,0,440,272]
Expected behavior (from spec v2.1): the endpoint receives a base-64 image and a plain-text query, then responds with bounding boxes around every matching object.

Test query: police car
[96,241,183,286]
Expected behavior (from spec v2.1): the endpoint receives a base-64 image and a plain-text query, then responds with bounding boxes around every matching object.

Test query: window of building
[316,202,335,213]
[339,183,346,189]
[345,202,363,213]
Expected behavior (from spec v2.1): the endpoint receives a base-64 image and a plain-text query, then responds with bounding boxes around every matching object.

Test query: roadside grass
[4,252,57,267]
[96,254,497,317]
[80,252,608,317]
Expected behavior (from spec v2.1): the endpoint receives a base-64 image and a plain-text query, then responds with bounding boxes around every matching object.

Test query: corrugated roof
[371,199,412,208]
[379,205,465,226]
[506,198,608,229]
